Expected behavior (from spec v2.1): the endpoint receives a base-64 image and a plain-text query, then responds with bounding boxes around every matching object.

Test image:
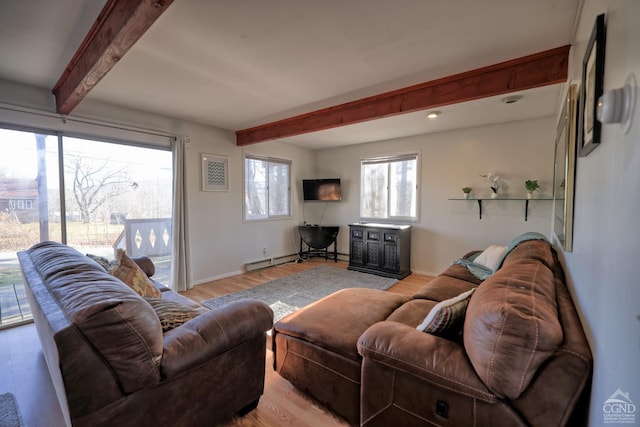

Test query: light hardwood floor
[0,259,433,427]
[181,258,429,303]
[187,259,432,427]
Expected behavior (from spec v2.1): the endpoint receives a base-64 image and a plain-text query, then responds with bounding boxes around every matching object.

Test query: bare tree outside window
[361,163,388,218]
[268,162,289,216]
[244,155,290,220]
[61,137,173,255]
[65,154,130,224]
[245,157,267,219]
[390,160,416,217]
[361,155,418,221]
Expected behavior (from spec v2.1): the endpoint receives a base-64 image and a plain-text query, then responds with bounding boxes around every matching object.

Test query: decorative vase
[491,192,498,199]
[464,193,470,199]
[527,192,533,199]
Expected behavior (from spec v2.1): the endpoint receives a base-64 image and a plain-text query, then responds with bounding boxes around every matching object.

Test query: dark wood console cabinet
[348,223,411,279]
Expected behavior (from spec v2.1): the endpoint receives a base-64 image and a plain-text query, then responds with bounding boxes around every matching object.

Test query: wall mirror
[553,84,578,251]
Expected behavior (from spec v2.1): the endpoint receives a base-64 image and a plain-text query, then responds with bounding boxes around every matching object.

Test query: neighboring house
[0,178,39,223]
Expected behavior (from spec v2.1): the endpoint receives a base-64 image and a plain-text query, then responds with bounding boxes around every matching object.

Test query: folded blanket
[453,257,494,281]
[453,232,551,281]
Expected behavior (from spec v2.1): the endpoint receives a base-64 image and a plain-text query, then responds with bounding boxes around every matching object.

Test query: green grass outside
[0,270,23,287]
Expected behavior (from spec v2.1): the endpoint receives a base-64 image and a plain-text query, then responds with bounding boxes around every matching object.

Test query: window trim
[243,153,292,222]
[360,151,420,223]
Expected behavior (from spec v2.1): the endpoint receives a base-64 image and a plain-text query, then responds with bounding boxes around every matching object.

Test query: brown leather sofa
[18,241,273,427]
[273,236,592,426]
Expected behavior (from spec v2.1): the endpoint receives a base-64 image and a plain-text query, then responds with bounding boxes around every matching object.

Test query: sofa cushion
[464,242,563,400]
[386,298,437,327]
[438,263,484,285]
[275,288,410,360]
[417,288,475,336]
[145,298,201,332]
[158,289,210,314]
[413,275,478,302]
[110,249,162,298]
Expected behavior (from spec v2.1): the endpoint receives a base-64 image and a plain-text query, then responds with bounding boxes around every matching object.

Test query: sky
[0,128,171,188]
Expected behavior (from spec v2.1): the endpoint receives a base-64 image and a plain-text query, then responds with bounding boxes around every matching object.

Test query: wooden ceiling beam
[52,0,174,115]
[236,45,570,146]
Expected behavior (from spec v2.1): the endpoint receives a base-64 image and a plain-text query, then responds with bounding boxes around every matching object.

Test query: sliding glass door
[0,128,173,329]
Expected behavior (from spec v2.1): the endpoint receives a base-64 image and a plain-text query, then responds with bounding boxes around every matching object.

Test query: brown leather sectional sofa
[18,241,273,427]
[273,236,592,426]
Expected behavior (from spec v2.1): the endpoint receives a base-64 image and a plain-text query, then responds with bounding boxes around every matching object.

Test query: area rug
[202,265,398,322]
[0,393,23,427]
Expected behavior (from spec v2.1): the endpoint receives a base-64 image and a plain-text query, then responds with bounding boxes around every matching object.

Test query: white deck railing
[113,218,172,257]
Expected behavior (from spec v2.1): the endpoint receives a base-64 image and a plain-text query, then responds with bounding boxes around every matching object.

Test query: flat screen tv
[303,178,342,201]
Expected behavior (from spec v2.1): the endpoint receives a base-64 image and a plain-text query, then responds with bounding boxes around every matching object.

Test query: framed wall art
[201,153,229,191]
[578,13,606,157]
[553,84,578,252]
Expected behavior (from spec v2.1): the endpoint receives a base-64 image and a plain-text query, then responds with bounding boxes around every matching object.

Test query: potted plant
[525,179,540,199]
[462,187,472,199]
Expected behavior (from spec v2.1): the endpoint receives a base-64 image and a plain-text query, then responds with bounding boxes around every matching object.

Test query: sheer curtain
[171,136,191,291]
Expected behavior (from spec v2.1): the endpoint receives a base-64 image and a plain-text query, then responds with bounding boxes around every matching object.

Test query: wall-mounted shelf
[449,197,553,220]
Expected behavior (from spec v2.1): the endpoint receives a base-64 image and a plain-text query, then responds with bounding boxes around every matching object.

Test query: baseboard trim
[244,254,299,272]
[194,255,434,286]
[192,269,244,286]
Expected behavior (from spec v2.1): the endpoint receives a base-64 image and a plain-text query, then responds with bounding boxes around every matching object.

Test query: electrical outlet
[262,247,267,256]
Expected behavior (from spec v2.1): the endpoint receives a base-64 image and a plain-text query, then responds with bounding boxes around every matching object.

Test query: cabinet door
[365,229,381,268]
[349,228,364,266]
[381,232,399,271]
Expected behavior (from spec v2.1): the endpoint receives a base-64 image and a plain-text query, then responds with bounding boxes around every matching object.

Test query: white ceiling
[0,0,582,149]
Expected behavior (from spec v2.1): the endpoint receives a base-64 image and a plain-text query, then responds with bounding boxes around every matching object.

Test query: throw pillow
[86,253,112,271]
[474,245,507,271]
[109,249,162,298]
[417,288,475,336]
[144,298,201,332]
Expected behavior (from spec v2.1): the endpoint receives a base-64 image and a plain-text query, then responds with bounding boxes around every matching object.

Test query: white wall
[314,117,556,275]
[562,1,640,425]
[184,129,315,284]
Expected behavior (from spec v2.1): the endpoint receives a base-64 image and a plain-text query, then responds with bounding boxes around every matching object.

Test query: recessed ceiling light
[426,111,441,119]
[502,95,524,104]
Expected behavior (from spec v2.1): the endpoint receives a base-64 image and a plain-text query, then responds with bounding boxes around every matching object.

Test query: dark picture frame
[578,13,606,157]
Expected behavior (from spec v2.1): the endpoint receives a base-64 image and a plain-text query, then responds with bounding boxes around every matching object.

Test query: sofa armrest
[132,256,155,277]
[161,299,273,378]
[357,321,493,400]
